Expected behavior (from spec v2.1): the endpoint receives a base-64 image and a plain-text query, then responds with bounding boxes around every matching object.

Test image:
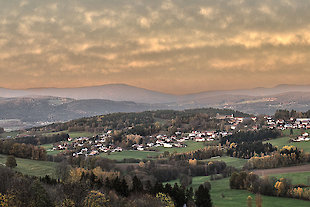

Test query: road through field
[252,164,310,176]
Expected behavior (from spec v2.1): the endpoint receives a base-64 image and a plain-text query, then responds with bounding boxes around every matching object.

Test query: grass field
[210,178,310,207]
[43,130,95,138]
[164,176,210,188]
[100,150,160,161]
[202,156,247,169]
[264,136,310,153]
[155,141,206,154]
[39,143,63,155]
[0,131,20,138]
[0,154,57,178]
[166,176,310,207]
[282,129,310,136]
[269,172,310,185]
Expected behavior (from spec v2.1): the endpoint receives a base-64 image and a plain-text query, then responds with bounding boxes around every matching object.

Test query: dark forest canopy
[220,129,281,144]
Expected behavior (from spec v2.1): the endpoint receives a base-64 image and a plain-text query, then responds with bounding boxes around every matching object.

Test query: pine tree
[195,185,212,207]
[132,176,143,193]
[30,181,52,207]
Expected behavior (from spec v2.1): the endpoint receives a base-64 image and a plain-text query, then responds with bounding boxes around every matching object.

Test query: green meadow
[269,171,310,185]
[264,136,310,153]
[43,130,95,138]
[100,150,159,161]
[155,140,207,153]
[166,176,310,207]
[282,129,310,136]
[202,156,247,169]
[0,154,57,178]
[210,177,310,207]
[0,131,20,138]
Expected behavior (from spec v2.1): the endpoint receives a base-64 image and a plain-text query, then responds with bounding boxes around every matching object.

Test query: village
[48,114,248,157]
[61,129,232,157]
[47,114,310,157]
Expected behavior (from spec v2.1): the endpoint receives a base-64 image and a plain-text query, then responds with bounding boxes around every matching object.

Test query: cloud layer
[0,0,309,94]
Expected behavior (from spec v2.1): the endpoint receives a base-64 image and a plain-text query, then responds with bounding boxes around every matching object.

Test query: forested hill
[0,96,163,123]
[30,108,250,133]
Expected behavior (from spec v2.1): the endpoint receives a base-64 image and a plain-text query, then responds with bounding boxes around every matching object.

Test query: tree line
[166,146,224,161]
[0,140,46,160]
[230,171,310,201]
[14,133,69,145]
[274,109,310,120]
[227,141,276,159]
[244,146,310,169]
[221,129,281,145]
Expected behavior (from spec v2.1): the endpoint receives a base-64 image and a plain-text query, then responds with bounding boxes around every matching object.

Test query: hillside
[0,97,165,130]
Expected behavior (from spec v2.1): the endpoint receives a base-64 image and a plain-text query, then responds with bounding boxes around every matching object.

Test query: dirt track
[252,164,310,176]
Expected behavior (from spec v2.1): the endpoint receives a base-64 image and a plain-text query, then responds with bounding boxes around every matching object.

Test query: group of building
[265,116,310,130]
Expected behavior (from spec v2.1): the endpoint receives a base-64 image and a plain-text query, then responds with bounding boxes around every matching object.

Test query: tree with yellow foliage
[274,178,290,197]
[0,193,18,207]
[274,181,285,196]
[69,168,87,183]
[156,193,175,207]
[60,198,75,207]
[83,190,110,207]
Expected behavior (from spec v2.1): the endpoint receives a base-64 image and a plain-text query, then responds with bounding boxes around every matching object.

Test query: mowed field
[165,176,310,207]
[252,164,310,176]
[100,150,159,161]
[253,164,310,186]
[282,129,310,136]
[154,140,206,153]
[264,136,310,153]
[270,171,310,185]
[210,178,310,207]
[263,129,310,153]
[40,143,63,155]
[0,131,20,138]
[202,156,247,169]
[0,154,57,178]
[43,130,95,138]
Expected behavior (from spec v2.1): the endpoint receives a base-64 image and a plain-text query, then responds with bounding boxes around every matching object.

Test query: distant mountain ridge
[0,84,176,104]
[2,84,310,104]
[1,84,310,130]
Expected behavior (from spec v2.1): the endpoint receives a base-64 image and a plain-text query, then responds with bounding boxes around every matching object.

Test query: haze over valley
[2,84,310,130]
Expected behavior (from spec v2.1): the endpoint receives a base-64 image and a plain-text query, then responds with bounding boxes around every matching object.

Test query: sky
[0,0,310,94]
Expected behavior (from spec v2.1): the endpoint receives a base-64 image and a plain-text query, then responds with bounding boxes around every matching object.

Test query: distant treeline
[0,140,46,160]
[274,109,310,120]
[244,146,310,169]
[14,133,69,145]
[221,129,281,144]
[227,141,277,159]
[167,146,224,161]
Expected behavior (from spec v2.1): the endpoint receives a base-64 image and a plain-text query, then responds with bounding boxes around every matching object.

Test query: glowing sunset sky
[0,0,310,94]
